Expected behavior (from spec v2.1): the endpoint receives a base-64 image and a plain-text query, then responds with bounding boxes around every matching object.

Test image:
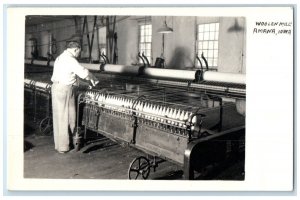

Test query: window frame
[138,19,152,65]
[196,22,220,70]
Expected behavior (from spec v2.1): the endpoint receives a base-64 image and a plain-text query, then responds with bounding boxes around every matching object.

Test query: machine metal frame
[76,83,244,180]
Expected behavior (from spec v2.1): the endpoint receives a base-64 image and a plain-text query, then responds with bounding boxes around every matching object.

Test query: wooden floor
[24,127,184,180]
[24,127,244,180]
[24,107,245,180]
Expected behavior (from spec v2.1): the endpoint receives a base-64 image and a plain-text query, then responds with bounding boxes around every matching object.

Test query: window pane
[204,32,210,40]
[198,41,203,50]
[198,25,204,32]
[213,59,218,66]
[147,36,152,42]
[198,33,203,40]
[145,50,150,56]
[208,50,213,58]
[215,32,219,40]
[207,58,213,67]
[204,24,209,31]
[214,41,218,48]
[210,23,215,31]
[203,41,208,49]
[208,41,214,49]
[140,43,145,50]
[214,50,218,57]
[209,32,215,40]
[216,23,219,31]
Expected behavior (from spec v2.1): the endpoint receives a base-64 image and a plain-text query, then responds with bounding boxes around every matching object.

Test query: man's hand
[90,79,99,87]
[86,72,99,87]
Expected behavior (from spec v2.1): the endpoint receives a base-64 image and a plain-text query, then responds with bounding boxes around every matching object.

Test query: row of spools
[84,91,197,128]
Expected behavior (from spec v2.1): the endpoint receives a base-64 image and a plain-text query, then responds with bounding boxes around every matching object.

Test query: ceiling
[25,15,74,26]
[25,15,134,27]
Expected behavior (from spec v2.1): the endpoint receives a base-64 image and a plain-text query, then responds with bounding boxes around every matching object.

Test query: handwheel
[39,117,53,136]
[128,156,150,180]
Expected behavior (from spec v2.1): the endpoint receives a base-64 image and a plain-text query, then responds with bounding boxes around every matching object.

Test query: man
[51,41,99,153]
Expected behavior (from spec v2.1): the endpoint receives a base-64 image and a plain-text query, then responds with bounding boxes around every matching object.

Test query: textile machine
[24,59,245,179]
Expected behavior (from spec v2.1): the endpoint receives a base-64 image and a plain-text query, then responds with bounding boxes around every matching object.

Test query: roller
[34,60,48,66]
[35,81,49,89]
[102,64,141,75]
[25,59,54,67]
[81,63,101,71]
[143,68,197,81]
[203,71,245,85]
[24,59,246,85]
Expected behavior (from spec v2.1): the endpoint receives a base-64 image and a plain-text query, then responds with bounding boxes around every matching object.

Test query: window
[139,23,152,65]
[98,26,107,63]
[197,23,219,69]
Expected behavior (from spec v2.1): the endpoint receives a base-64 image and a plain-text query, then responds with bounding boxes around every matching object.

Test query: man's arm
[72,59,99,87]
[85,72,99,87]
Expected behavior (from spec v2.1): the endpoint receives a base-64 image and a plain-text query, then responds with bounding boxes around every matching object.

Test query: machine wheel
[128,156,150,180]
[39,117,53,136]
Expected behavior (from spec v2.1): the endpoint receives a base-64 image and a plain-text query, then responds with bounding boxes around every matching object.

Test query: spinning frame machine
[24,78,53,135]
[24,59,246,180]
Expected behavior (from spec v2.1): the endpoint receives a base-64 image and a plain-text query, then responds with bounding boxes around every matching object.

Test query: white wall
[117,18,139,65]
[218,17,246,73]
